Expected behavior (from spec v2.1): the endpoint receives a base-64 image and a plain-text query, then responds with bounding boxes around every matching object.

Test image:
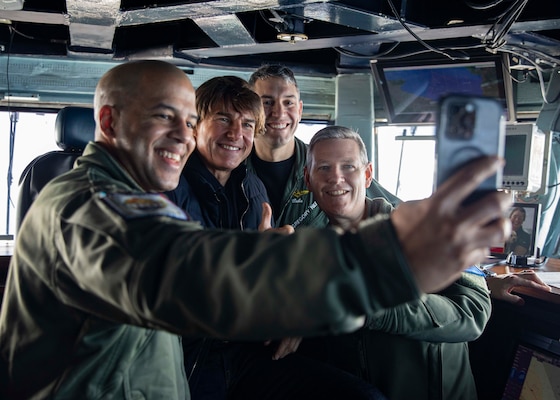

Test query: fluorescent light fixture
[2,93,41,102]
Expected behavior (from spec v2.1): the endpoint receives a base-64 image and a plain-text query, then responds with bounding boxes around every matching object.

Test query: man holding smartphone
[0,61,512,399]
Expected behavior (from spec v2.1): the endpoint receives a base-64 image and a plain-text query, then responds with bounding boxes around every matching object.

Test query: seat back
[16,106,96,231]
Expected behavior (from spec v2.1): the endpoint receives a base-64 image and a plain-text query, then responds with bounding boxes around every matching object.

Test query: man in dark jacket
[166,76,270,230]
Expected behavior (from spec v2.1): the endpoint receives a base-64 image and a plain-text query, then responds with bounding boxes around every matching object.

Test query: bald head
[94,60,194,139]
[91,60,198,192]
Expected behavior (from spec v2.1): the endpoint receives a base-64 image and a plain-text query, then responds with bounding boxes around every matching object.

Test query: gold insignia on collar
[292,190,309,198]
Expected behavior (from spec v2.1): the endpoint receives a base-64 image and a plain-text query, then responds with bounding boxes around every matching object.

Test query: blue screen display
[374,58,509,124]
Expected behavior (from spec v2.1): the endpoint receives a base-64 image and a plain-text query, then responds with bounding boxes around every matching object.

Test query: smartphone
[435,94,505,204]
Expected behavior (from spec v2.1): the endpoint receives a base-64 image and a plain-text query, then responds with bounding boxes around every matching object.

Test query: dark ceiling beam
[179,18,560,59]
[0,10,67,25]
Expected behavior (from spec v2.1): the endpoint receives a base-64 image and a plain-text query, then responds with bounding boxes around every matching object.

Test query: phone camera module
[447,102,476,140]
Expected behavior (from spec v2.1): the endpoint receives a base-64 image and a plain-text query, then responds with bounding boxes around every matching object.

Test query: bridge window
[375,125,436,201]
[0,111,58,240]
[1,118,435,240]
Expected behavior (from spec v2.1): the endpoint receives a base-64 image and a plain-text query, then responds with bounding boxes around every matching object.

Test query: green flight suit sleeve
[365,272,491,342]
[49,192,419,341]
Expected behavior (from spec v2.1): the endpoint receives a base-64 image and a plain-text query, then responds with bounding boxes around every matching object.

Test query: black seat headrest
[16,106,96,232]
[55,106,96,152]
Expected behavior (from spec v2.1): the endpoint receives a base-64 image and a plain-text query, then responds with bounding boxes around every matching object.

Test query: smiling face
[96,61,198,192]
[305,138,373,230]
[510,208,526,231]
[195,106,256,185]
[252,76,303,152]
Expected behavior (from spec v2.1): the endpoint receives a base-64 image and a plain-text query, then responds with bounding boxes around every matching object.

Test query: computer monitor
[502,123,547,193]
[371,53,515,125]
[501,332,560,399]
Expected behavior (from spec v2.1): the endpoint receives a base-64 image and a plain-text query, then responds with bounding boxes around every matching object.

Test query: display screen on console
[504,135,526,176]
[502,343,560,399]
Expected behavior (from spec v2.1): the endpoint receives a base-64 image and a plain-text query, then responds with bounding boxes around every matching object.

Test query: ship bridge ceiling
[0,0,558,118]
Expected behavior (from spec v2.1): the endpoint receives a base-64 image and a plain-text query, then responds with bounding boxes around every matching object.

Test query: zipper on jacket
[213,192,225,229]
[239,180,249,231]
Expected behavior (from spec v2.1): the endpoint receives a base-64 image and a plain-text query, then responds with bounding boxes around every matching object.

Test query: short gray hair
[306,126,369,168]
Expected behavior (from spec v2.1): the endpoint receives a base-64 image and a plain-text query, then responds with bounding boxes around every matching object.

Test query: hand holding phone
[435,94,506,204]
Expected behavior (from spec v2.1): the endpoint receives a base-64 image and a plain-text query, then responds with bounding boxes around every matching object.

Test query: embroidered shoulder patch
[100,192,188,220]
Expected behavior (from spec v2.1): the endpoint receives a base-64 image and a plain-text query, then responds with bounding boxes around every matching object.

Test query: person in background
[166,76,383,399]
[492,208,551,304]
[304,125,493,400]
[246,64,326,228]
[505,206,532,256]
[0,60,512,399]
[247,64,400,229]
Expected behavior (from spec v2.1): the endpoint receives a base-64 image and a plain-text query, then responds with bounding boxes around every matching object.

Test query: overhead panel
[0,55,336,119]
[177,1,417,59]
[303,2,403,33]
[66,0,120,50]
[193,15,255,47]
[120,0,329,26]
[0,56,118,105]
[0,0,23,11]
